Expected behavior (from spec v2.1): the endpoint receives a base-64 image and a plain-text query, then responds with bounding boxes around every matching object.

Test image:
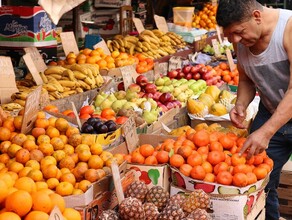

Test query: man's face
[223,17,261,47]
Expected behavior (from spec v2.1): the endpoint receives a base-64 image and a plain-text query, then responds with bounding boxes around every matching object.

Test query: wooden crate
[278,171,292,216]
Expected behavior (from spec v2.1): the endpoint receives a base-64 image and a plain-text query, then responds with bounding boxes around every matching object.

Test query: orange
[204,172,216,182]
[233,164,249,174]
[65,126,80,137]
[177,145,193,159]
[34,118,49,129]
[59,156,76,170]
[131,152,145,164]
[253,154,264,166]
[60,173,76,186]
[14,176,37,193]
[207,151,225,166]
[36,134,51,145]
[202,161,213,173]
[111,50,120,58]
[187,152,203,166]
[5,190,33,217]
[22,139,37,151]
[42,164,59,179]
[0,212,21,220]
[56,182,74,196]
[214,161,230,175]
[63,144,74,155]
[31,128,46,138]
[0,141,11,153]
[46,127,60,139]
[0,127,11,141]
[219,135,235,150]
[25,160,40,170]
[253,166,268,180]
[90,143,103,155]
[84,168,99,183]
[15,148,30,164]
[62,207,82,220]
[24,211,49,220]
[179,164,193,177]
[139,144,154,157]
[0,173,15,188]
[216,171,233,185]
[190,165,206,180]
[50,137,65,151]
[27,169,43,182]
[209,141,223,152]
[49,193,66,213]
[46,178,59,190]
[43,105,59,113]
[144,155,158,165]
[35,182,48,191]
[0,180,8,203]
[0,153,10,164]
[8,161,24,173]
[193,129,210,147]
[38,143,54,156]
[78,150,92,162]
[169,154,185,168]
[68,133,82,147]
[231,153,246,166]
[29,149,44,162]
[55,118,69,132]
[31,191,52,213]
[246,172,258,185]
[232,173,248,187]
[2,117,15,132]
[7,143,22,158]
[78,179,91,193]
[155,151,169,164]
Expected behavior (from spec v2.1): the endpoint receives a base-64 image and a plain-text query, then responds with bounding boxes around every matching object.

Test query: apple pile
[167,64,225,87]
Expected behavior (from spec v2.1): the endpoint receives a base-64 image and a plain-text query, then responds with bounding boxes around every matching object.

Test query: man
[216,0,292,219]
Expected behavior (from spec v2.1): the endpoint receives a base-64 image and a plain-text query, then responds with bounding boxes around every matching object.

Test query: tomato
[79,113,91,120]
[62,109,74,116]
[43,105,59,113]
[100,108,115,119]
[79,105,94,116]
[115,116,128,125]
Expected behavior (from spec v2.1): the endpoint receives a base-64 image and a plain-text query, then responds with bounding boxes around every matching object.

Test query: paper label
[23,54,44,85]
[48,206,65,220]
[122,116,139,153]
[40,92,51,110]
[226,49,236,71]
[93,39,111,55]
[0,56,18,103]
[211,39,221,56]
[159,62,169,75]
[154,62,162,80]
[215,25,223,44]
[120,65,136,90]
[71,102,82,130]
[60,31,79,56]
[24,47,47,74]
[111,162,125,204]
[133,18,145,33]
[168,56,182,71]
[21,86,42,134]
[154,15,168,33]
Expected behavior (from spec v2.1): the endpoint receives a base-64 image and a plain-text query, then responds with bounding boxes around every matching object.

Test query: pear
[100,99,114,110]
[107,93,117,102]
[155,78,165,86]
[185,89,194,97]
[140,101,152,111]
[111,99,127,112]
[173,87,182,97]
[147,98,158,109]
[160,86,171,93]
[125,90,139,101]
[94,94,106,107]
[122,102,138,110]
[134,98,147,106]
[173,81,183,87]
[177,93,188,103]
[142,110,158,125]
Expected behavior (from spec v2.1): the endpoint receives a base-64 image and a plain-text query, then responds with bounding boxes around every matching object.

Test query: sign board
[154,62,162,80]
[23,54,44,85]
[111,162,125,205]
[215,25,223,44]
[93,39,111,55]
[24,47,47,74]
[60,31,79,56]
[122,116,139,153]
[120,65,137,90]
[132,18,145,34]
[154,15,168,33]
[21,86,42,134]
[226,49,236,71]
[0,56,19,104]
[211,39,221,56]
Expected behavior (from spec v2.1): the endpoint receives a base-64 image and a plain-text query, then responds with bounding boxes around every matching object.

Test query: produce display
[192,3,218,30]
[99,181,212,219]
[106,30,187,59]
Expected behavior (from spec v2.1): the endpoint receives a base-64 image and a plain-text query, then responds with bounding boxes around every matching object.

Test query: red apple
[171,100,182,108]
[185,73,193,80]
[138,91,145,98]
[136,75,148,87]
[167,70,179,79]
[117,82,124,91]
[142,93,154,99]
[166,102,175,110]
[199,66,208,74]
[128,83,141,93]
[159,92,173,104]
[182,65,192,74]
[158,103,168,112]
[176,72,185,79]
[152,91,162,101]
[144,83,157,94]
[190,64,203,74]
[193,72,201,80]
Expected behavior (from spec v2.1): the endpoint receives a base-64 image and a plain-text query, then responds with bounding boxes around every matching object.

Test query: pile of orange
[192,3,218,30]
[125,124,272,187]
[135,54,154,74]
[214,62,239,85]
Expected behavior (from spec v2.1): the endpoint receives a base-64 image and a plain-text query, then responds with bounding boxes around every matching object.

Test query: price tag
[24,47,47,74]
[93,39,111,55]
[48,206,65,220]
[40,92,51,110]
[60,31,79,56]
[154,15,168,33]
[211,39,221,56]
[120,65,136,90]
[215,25,223,44]
[21,86,42,134]
[168,56,182,71]
[122,116,139,153]
[23,53,43,85]
[226,49,236,71]
[0,56,19,104]
[154,62,162,80]
[71,101,82,130]
[159,62,169,75]
[212,0,217,6]
[111,162,125,205]
[132,18,145,34]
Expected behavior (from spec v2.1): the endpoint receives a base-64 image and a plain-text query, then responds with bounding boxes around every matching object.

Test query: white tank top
[237,9,292,113]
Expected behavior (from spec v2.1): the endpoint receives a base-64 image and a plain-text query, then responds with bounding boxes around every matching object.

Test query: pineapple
[125,180,148,202]
[145,186,169,211]
[143,202,159,220]
[99,209,119,220]
[182,189,210,214]
[119,197,145,220]
[168,193,186,207]
[185,208,212,220]
[158,204,185,219]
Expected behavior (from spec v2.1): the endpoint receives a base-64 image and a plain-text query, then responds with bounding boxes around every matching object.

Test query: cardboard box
[282,155,292,171]
[170,183,266,220]
[117,134,177,190]
[278,171,292,216]
[0,6,57,47]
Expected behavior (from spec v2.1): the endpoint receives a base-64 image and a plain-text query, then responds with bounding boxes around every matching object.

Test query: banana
[49,95,56,101]
[152,29,165,37]
[135,47,143,53]
[58,80,77,88]
[141,30,160,41]
[112,46,119,52]
[73,71,87,80]
[114,34,124,40]
[1,103,23,111]
[46,76,64,93]
[12,91,29,100]
[120,47,126,52]
[63,69,77,82]
[44,66,66,75]
[50,91,63,99]
[148,42,159,50]
[107,40,113,51]
[129,44,135,55]
[85,64,98,77]
[95,74,104,86]
[70,64,88,75]
[86,69,96,87]
[116,38,124,47]
[142,41,151,50]
[84,77,95,88]
[40,72,48,83]
[161,35,171,42]
[42,83,58,92]
[124,36,138,44]
[112,40,120,49]
[62,87,72,92]
[157,49,168,56]
[141,46,148,52]
[76,87,83,93]
[49,74,63,80]
[78,80,91,90]
[125,41,135,49]
[14,99,26,107]
[62,90,77,97]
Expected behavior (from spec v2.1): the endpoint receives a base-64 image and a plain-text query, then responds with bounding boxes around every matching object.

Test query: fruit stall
[0,0,291,220]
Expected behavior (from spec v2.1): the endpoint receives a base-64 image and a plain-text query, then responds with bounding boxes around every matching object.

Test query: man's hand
[239,129,269,159]
[229,104,247,129]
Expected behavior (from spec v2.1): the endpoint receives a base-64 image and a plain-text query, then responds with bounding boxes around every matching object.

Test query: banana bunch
[107,29,187,59]
[41,64,104,101]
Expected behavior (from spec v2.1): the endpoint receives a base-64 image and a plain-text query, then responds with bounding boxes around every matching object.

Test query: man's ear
[252,10,262,24]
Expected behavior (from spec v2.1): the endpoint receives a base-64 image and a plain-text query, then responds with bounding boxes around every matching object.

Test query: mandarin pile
[125,123,272,187]
[192,3,217,30]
